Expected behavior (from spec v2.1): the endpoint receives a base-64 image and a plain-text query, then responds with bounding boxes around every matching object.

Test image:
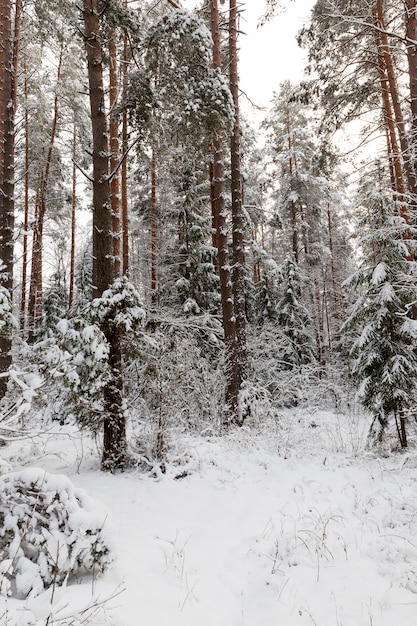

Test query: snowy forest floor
[3,407,417,625]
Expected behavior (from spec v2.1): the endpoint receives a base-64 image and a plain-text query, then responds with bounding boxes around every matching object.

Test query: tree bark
[27,45,63,341]
[210,0,240,424]
[109,28,121,277]
[69,122,77,309]
[83,0,127,471]
[375,0,417,204]
[83,0,114,298]
[20,56,29,331]
[405,0,417,198]
[327,204,342,321]
[374,15,407,199]
[121,24,129,275]
[0,0,15,398]
[150,148,157,305]
[229,0,247,388]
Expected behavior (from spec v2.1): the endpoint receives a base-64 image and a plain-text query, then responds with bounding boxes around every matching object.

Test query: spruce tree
[343,166,417,447]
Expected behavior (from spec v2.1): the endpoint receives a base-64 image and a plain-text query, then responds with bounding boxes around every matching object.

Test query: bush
[0,469,113,598]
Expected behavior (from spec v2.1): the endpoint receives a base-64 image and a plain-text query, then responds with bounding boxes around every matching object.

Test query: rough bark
[405,0,417,198]
[83,0,114,297]
[210,0,240,424]
[375,0,417,204]
[327,205,342,321]
[69,122,77,309]
[27,45,63,341]
[83,0,127,471]
[0,0,15,398]
[20,57,29,330]
[150,148,157,305]
[229,0,247,387]
[121,25,129,275]
[109,29,121,277]
[374,14,406,199]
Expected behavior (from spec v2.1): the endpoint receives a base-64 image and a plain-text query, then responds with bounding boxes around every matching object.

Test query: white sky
[182,0,316,120]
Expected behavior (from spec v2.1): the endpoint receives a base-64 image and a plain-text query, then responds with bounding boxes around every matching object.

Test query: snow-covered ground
[2,408,417,625]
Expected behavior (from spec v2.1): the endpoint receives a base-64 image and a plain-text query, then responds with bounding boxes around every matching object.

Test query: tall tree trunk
[375,0,417,203]
[327,204,342,321]
[210,0,240,424]
[405,0,417,199]
[27,45,63,342]
[69,122,77,309]
[121,24,129,275]
[374,21,406,198]
[209,160,218,252]
[83,0,127,472]
[0,0,15,398]
[109,29,121,277]
[20,56,29,331]
[150,148,157,305]
[229,0,247,388]
[286,113,299,262]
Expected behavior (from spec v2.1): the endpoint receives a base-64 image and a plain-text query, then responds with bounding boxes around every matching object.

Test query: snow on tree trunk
[210,0,240,424]
[83,0,128,471]
[0,0,15,399]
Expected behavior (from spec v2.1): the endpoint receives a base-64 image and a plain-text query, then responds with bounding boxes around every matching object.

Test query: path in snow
[3,410,417,625]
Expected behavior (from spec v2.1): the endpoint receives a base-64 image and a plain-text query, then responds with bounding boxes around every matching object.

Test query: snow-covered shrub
[129,315,223,462]
[0,468,113,598]
[14,277,146,430]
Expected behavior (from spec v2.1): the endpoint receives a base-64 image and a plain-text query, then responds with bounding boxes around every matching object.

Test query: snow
[2,410,417,625]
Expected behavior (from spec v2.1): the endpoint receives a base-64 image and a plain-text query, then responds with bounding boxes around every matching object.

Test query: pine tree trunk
[150,148,157,305]
[27,45,63,341]
[327,205,342,321]
[229,0,247,388]
[109,29,121,277]
[210,0,240,424]
[375,0,417,203]
[20,56,29,331]
[0,0,15,398]
[209,160,218,253]
[374,21,406,198]
[69,122,77,309]
[83,0,127,472]
[121,24,129,275]
[405,0,417,196]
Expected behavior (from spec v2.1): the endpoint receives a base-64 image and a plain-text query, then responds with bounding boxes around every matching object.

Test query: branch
[239,87,266,111]
[72,159,94,183]
[322,5,416,47]
[108,135,141,182]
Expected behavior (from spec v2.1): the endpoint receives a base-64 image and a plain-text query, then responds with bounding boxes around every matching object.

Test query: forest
[2,0,417,624]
